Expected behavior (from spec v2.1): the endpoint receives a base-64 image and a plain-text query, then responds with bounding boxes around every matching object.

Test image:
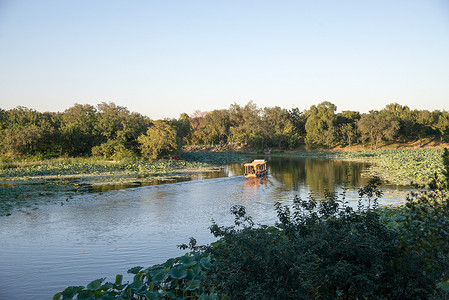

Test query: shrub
[91,140,136,160]
[203,180,403,299]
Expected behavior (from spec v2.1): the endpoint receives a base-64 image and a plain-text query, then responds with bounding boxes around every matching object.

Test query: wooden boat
[244,160,268,178]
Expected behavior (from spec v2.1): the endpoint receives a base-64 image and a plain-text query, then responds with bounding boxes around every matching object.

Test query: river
[0,157,408,299]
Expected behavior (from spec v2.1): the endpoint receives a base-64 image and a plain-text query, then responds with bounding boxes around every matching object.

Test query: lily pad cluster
[53,253,219,300]
[0,158,214,178]
[303,148,446,185]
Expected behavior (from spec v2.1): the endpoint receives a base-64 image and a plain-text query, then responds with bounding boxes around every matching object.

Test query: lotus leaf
[179,255,197,267]
[162,258,177,268]
[145,291,160,300]
[200,256,211,269]
[86,278,105,291]
[56,285,84,299]
[168,267,188,280]
[150,268,167,282]
[185,279,201,291]
[76,290,95,300]
[127,266,143,274]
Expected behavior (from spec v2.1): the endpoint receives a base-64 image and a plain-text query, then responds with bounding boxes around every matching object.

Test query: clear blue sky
[1,0,448,119]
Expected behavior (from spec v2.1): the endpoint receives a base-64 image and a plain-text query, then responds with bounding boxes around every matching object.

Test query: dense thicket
[1,101,449,158]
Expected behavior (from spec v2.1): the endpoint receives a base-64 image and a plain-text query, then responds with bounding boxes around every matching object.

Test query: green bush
[202,176,449,299]
[91,140,136,161]
[203,180,397,299]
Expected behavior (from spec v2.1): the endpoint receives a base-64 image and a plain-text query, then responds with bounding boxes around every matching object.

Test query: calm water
[0,157,408,299]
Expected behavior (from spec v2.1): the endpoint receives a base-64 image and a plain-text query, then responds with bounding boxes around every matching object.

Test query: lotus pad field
[298,148,446,185]
[0,153,248,216]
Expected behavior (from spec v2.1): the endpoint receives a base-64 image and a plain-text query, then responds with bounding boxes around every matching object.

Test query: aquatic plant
[299,148,446,185]
[0,153,247,216]
[53,253,217,300]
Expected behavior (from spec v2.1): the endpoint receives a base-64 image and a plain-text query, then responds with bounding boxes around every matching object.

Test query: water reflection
[268,158,371,196]
[0,157,409,300]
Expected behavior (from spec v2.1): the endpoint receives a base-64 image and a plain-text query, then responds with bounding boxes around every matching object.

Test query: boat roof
[244,159,266,166]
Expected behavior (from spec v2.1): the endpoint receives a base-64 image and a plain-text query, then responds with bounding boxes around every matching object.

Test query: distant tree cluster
[0,102,150,159]
[186,101,449,150]
[1,101,449,159]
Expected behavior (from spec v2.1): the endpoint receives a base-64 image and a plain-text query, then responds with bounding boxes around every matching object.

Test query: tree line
[1,101,449,159]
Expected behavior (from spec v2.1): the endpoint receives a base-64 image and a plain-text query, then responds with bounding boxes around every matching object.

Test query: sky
[0,0,448,120]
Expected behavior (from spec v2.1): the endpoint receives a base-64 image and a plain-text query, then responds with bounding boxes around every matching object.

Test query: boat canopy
[244,160,267,177]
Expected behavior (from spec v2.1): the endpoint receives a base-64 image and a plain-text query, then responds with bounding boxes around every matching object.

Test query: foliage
[0,106,60,157]
[91,140,136,160]
[321,148,446,185]
[261,106,289,148]
[0,152,250,215]
[437,113,449,142]
[2,101,449,156]
[336,110,360,146]
[138,121,178,160]
[53,253,219,300]
[204,172,449,299]
[304,101,338,148]
[227,101,265,149]
[60,103,100,155]
[169,113,193,147]
[357,111,400,149]
[0,155,241,179]
[204,180,397,299]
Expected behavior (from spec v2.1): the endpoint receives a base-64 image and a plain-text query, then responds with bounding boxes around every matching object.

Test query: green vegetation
[54,150,449,299]
[299,148,446,185]
[53,253,216,300]
[2,100,449,297]
[0,157,210,178]
[138,121,178,160]
[0,153,248,216]
[1,101,448,160]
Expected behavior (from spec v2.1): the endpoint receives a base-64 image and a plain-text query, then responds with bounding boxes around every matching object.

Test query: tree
[228,101,264,149]
[169,113,193,147]
[59,102,150,156]
[96,102,130,140]
[91,139,134,160]
[436,112,449,142]
[60,103,99,155]
[201,110,231,145]
[357,111,399,149]
[262,106,289,148]
[415,109,439,142]
[304,101,337,148]
[116,112,151,151]
[138,121,177,160]
[382,103,416,141]
[336,110,361,146]
[0,106,59,156]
